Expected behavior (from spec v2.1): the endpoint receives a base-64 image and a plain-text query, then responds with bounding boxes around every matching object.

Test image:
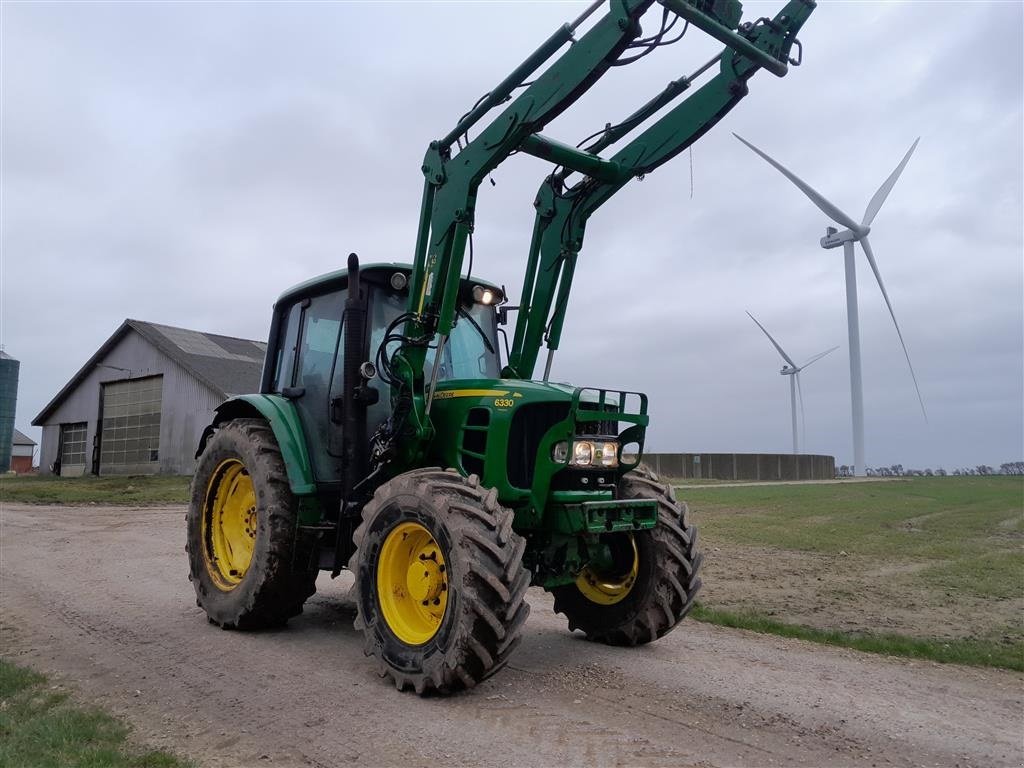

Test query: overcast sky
[2,0,1021,471]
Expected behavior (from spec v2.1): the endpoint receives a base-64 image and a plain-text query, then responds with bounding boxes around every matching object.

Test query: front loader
[187,0,815,694]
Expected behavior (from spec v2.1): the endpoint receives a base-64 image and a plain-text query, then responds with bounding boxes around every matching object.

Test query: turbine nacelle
[821,226,864,249]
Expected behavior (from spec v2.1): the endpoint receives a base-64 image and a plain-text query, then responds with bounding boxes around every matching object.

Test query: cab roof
[275,262,502,307]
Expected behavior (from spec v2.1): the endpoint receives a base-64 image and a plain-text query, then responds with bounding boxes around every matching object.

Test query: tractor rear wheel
[187,418,317,629]
[551,469,703,645]
[350,468,530,694]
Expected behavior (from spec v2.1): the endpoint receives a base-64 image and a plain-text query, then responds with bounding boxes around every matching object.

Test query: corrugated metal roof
[12,428,36,446]
[33,319,267,425]
[132,321,266,397]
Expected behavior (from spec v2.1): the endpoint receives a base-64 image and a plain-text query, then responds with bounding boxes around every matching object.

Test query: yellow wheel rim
[576,536,639,606]
[203,458,257,589]
[376,521,449,645]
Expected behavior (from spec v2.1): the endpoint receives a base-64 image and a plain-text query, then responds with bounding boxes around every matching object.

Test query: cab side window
[295,291,346,393]
[272,302,302,391]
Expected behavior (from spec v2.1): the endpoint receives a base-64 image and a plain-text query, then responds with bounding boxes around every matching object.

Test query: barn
[10,429,37,473]
[33,319,266,476]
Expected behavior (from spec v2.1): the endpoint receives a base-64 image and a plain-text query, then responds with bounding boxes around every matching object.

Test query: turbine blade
[862,138,920,227]
[860,236,928,421]
[733,133,862,234]
[746,311,797,368]
[799,345,840,370]
[795,372,807,450]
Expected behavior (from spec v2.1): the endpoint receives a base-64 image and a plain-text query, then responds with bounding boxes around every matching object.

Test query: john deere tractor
[187,0,815,693]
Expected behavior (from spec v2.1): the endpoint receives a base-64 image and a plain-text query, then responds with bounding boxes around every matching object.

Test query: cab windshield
[371,290,501,381]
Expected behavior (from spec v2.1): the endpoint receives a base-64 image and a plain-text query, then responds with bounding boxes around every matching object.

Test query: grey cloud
[2,0,1021,470]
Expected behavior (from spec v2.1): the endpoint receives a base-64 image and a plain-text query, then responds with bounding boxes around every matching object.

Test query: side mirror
[497,305,520,326]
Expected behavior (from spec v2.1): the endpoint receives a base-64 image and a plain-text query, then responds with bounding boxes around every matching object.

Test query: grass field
[1,475,190,505]
[680,476,1024,670]
[0,659,189,767]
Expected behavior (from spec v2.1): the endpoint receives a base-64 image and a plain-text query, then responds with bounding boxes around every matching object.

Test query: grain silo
[0,351,19,472]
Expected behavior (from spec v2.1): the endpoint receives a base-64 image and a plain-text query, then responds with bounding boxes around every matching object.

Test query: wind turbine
[747,312,837,455]
[734,134,926,476]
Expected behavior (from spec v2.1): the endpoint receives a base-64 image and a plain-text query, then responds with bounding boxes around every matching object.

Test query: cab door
[290,289,346,482]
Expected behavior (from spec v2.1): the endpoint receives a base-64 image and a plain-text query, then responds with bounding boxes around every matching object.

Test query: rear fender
[197,394,317,496]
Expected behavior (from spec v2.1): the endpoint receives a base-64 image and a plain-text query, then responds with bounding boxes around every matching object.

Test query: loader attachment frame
[378,0,816,470]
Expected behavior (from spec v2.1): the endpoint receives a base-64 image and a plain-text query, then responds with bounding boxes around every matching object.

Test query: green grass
[0,659,190,768]
[691,604,1024,672]
[682,476,1022,553]
[1,475,190,505]
[681,477,1024,670]
[683,476,1023,596]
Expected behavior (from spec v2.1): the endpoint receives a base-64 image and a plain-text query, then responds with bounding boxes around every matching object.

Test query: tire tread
[349,467,529,694]
[186,418,317,630]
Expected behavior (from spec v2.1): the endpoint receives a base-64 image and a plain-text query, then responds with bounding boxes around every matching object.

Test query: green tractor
[187,0,815,694]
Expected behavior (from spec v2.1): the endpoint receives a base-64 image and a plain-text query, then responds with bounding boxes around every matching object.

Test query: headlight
[472,285,498,305]
[562,439,619,468]
[573,441,593,466]
[599,441,618,467]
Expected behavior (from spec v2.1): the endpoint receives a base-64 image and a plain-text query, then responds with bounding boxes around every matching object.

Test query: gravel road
[2,503,1021,768]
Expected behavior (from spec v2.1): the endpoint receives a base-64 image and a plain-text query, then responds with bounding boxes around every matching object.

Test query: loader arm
[385,0,652,463]
[384,0,813,467]
[505,0,815,380]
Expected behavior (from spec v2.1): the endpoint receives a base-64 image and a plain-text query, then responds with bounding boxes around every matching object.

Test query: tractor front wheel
[350,468,530,694]
[552,468,703,645]
[187,418,317,629]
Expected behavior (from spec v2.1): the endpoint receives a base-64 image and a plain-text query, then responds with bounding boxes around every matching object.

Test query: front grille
[460,408,489,477]
[506,400,625,489]
[507,402,570,489]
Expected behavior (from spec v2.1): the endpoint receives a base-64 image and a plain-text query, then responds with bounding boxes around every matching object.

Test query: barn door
[99,376,163,475]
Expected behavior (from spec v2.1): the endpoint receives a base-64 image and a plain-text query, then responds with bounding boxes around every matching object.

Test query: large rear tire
[551,468,703,645]
[187,418,317,629]
[350,468,530,694]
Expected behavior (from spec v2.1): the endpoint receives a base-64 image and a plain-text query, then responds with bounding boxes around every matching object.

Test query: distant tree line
[836,461,1023,478]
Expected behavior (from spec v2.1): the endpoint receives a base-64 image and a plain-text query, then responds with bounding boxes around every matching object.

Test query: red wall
[11,455,33,474]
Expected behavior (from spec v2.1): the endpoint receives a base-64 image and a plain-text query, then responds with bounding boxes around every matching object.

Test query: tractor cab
[260,263,503,483]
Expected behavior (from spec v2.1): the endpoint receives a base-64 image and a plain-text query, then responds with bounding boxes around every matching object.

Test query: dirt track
[2,503,1021,768]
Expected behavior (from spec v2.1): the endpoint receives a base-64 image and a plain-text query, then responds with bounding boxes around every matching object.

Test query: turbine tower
[747,312,837,455]
[735,134,926,476]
